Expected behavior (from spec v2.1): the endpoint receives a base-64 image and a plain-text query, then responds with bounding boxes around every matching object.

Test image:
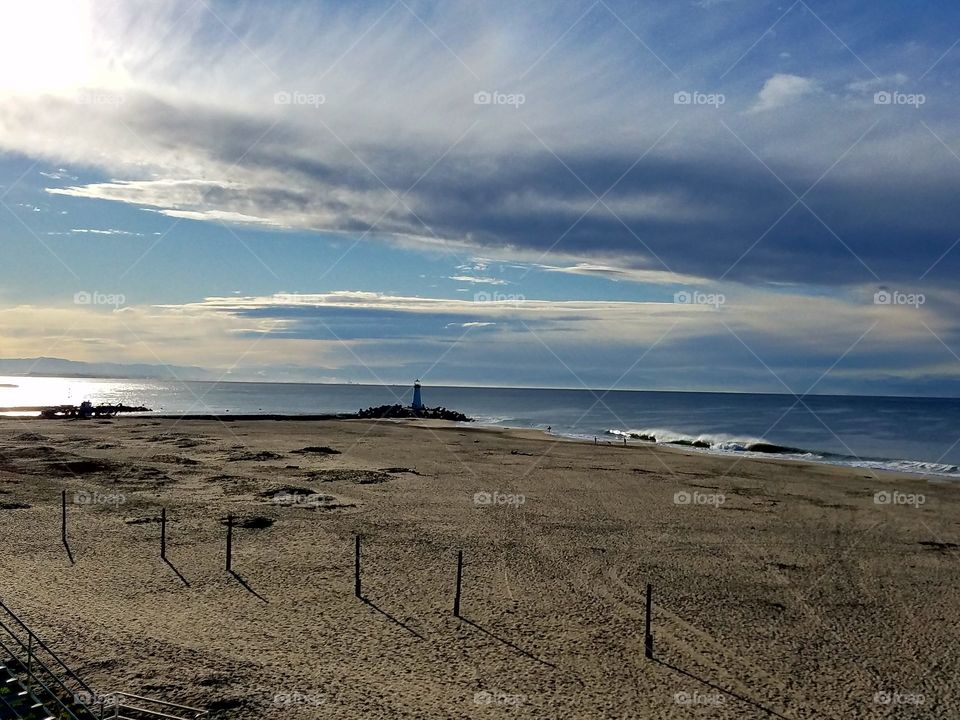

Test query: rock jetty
[355,404,472,422]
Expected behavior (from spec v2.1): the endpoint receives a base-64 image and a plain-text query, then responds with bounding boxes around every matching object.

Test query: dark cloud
[12,0,960,292]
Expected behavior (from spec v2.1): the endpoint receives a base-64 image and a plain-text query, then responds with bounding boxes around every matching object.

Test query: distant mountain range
[0,357,215,381]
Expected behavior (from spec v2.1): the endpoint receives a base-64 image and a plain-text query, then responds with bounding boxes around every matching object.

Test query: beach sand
[0,416,957,719]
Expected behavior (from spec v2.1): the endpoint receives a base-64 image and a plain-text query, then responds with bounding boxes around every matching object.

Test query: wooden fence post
[454,550,464,617]
[226,514,233,571]
[645,583,654,659]
[61,490,74,564]
[355,535,362,598]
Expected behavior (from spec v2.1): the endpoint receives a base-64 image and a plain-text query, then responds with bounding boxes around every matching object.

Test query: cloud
[39,169,78,180]
[457,259,489,272]
[749,73,817,113]
[180,287,958,354]
[162,286,960,392]
[69,228,144,236]
[152,209,279,225]
[0,0,957,293]
[538,262,706,285]
[448,275,508,285]
[0,284,957,391]
[846,73,909,93]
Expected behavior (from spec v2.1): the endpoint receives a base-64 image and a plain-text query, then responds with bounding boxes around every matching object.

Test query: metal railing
[0,598,208,720]
[0,662,50,719]
[0,597,97,719]
[97,692,209,720]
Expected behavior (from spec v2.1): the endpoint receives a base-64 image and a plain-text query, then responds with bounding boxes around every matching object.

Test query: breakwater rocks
[355,404,472,422]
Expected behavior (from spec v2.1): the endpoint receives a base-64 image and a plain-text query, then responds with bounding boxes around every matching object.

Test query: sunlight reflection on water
[0,376,145,409]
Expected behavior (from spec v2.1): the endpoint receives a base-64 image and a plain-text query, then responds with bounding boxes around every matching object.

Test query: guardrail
[97,693,209,720]
[0,597,97,720]
[0,599,207,720]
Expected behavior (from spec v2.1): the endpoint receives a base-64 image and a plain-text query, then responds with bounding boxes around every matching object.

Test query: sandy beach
[0,416,957,719]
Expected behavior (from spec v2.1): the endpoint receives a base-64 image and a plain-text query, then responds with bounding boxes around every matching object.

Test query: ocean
[1,376,958,478]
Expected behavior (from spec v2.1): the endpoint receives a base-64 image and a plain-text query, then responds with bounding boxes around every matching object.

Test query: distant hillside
[0,357,215,381]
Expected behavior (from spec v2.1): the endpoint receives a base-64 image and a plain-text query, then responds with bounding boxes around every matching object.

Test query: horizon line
[1,372,957,402]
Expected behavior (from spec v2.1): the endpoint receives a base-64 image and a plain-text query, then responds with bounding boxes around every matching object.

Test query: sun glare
[0,0,93,92]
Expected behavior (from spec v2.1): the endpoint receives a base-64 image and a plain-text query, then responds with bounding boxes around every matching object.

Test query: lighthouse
[411,379,424,411]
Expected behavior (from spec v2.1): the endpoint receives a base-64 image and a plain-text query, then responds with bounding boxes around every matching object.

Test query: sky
[1,0,959,394]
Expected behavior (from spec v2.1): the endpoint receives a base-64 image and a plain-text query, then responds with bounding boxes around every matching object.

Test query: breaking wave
[605,428,960,478]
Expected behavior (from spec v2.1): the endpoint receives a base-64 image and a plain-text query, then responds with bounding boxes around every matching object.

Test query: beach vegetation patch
[380,467,421,475]
[48,458,113,475]
[227,450,283,462]
[13,432,47,442]
[258,485,318,499]
[150,454,201,465]
[174,437,208,448]
[207,698,246,712]
[291,446,341,455]
[918,540,960,551]
[304,469,392,484]
[237,515,275,529]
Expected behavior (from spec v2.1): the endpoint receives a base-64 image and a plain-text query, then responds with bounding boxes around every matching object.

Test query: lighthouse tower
[411,379,424,411]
